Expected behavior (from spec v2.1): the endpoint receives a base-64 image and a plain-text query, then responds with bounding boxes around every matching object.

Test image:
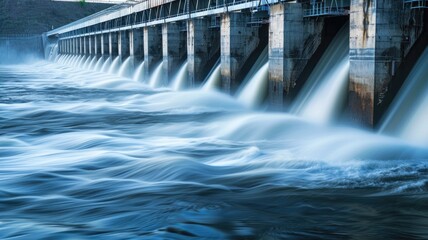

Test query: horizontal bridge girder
[48,0,282,38]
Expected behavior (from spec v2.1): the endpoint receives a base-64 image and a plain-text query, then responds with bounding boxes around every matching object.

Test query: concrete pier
[47,0,427,125]
[143,26,162,81]
[101,33,108,56]
[268,2,346,110]
[118,30,130,60]
[79,37,83,55]
[220,12,260,93]
[84,36,88,55]
[348,0,425,127]
[94,35,100,56]
[109,32,118,56]
[162,22,187,85]
[130,28,144,61]
[187,18,220,86]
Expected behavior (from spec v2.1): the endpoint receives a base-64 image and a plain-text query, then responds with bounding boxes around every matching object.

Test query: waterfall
[291,23,350,124]
[149,62,164,88]
[202,64,221,91]
[118,57,132,77]
[82,56,93,70]
[69,55,77,66]
[76,56,86,68]
[57,54,64,64]
[61,55,69,64]
[48,44,58,62]
[94,57,104,71]
[171,61,189,91]
[108,56,121,74]
[88,56,98,70]
[237,62,269,108]
[380,48,428,145]
[234,46,269,108]
[100,57,112,73]
[133,61,145,82]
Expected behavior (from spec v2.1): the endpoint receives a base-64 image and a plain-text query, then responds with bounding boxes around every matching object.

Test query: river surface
[1,61,428,239]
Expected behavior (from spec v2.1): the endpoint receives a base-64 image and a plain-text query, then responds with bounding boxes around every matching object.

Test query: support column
[74,38,78,54]
[127,28,144,77]
[89,35,93,56]
[101,33,109,56]
[143,26,162,81]
[84,36,88,55]
[130,28,144,60]
[187,18,220,87]
[65,40,69,54]
[79,37,83,55]
[268,3,331,110]
[118,30,130,61]
[220,12,260,93]
[162,22,187,85]
[109,32,118,56]
[94,35,99,56]
[348,0,425,127]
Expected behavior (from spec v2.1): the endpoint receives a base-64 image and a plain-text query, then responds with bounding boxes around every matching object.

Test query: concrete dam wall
[46,0,427,128]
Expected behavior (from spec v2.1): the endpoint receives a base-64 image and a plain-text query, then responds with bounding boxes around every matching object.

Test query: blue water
[1,61,428,239]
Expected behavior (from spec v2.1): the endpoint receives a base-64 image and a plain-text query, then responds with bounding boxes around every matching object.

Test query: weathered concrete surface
[268,3,327,110]
[187,18,220,87]
[118,30,130,60]
[101,33,109,56]
[221,12,260,93]
[162,22,187,85]
[348,0,425,127]
[89,35,93,55]
[130,28,144,60]
[109,32,118,56]
[73,38,78,54]
[79,37,83,54]
[94,35,101,56]
[143,26,162,80]
[84,36,88,55]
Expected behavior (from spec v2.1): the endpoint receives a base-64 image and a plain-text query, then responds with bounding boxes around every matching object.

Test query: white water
[71,55,81,67]
[171,61,189,91]
[133,61,145,82]
[94,57,104,71]
[202,64,221,91]
[292,23,350,124]
[100,57,112,73]
[237,62,269,108]
[118,57,132,77]
[149,61,164,88]
[380,48,428,145]
[79,56,89,68]
[82,56,92,69]
[108,56,121,74]
[87,56,98,70]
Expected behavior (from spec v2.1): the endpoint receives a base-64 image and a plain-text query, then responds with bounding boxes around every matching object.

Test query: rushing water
[1,60,428,240]
[292,23,350,124]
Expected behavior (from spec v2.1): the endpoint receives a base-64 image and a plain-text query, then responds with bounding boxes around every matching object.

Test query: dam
[1,0,428,239]
[45,0,427,128]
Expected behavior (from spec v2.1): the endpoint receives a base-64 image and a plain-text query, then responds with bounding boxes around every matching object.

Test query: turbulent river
[1,61,427,239]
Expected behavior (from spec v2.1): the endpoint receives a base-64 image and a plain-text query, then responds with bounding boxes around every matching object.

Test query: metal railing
[304,0,350,17]
[48,0,286,37]
[403,0,428,9]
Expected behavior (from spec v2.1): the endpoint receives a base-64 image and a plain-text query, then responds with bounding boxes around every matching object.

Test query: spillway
[380,48,428,145]
[291,24,350,124]
[2,0,428,238]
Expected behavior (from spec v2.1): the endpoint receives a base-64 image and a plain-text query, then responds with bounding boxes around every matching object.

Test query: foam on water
[202,63,221,91]
[171,61,189,91]
[0,61,427,239]
[133,60,145,82]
